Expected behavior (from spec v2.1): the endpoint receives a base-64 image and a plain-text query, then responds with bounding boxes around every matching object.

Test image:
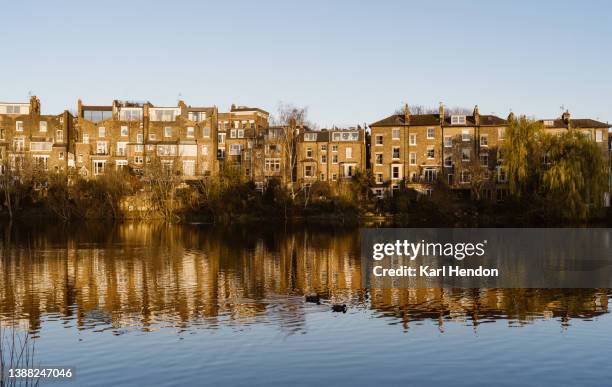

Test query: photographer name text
[373,265,498,277]
[371,240,498,278]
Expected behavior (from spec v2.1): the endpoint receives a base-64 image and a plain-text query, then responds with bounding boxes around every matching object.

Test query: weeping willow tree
[502,115,608,220]
[501,114,544,198]
[541,131,607,220]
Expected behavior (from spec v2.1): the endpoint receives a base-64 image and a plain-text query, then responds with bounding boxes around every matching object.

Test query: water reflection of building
[0,223,609,333]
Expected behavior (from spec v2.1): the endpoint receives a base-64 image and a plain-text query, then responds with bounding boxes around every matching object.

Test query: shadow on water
[0,221,609,335]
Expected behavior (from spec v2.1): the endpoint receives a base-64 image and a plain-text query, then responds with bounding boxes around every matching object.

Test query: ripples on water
[0,222,611,386]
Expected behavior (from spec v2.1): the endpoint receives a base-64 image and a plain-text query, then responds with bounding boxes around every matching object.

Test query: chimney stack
[29,95,40,116]
[178,100,187,116]
[562,110,571,127]
[439,102,445,125]
[473,105,480,126]
[403,103,411,125]
[112,100,119,120]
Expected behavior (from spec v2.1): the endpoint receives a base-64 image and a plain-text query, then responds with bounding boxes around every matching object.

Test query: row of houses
[0,96,610,200]
[370,105,610,200]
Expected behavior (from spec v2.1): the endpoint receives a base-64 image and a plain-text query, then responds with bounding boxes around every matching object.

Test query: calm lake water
[0,223,611,386]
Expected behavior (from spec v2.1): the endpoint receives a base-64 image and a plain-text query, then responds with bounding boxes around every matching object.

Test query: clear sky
[1,0,610,127]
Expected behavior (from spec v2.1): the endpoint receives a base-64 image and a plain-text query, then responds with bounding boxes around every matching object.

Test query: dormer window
[451,115,466,125]
[119,108,142,121]
[304,133,317,141]
[332,131,358,141]
[188,112,206,122]
[1,104,28,114]
[151,108,179,122]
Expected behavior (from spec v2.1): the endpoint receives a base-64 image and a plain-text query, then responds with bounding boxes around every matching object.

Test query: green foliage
[502,115,543,197]
[350,169,375,205]
[541,131,608,220]
[502,116,608,221]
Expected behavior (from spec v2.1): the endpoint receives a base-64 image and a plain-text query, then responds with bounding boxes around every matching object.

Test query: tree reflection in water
[0,222,609,335]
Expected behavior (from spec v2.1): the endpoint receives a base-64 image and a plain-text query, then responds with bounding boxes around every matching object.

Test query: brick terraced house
[75,99,218,178]
[1,95,609,206]
[0,96,74,175]
[370,104,510,200]
[370,104,610,201]
[216,104,270,181]
[296,127,366,188]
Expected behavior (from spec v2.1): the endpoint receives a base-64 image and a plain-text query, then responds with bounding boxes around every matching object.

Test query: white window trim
[444,136,452,148]
[392,146,400,160]
[392,128,400,140]
[426,146,435,160]
[391,165,402,180]
[427,128,435,139]
[375,153,383,166]
[480,134,488,146]
[375,135,383,146]
[409,152,417,166]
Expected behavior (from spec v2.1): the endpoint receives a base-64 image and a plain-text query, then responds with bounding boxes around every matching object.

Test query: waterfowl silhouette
[332,304,347,313]
[305,294,320,304]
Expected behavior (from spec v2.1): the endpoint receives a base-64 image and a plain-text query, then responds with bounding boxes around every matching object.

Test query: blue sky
[1,0,610,127]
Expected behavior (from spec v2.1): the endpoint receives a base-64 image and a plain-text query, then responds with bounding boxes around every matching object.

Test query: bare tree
[0,158,14,219]
[449,136,491,201]
[143,158,183,221]
[0,155,43,219]
[394,104,472,116]
[446,106,472,115]
[394,104,438,115]
[271,103,309,200]
[466,156,491,201]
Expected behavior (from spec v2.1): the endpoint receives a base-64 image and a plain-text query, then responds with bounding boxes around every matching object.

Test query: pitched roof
[540,118,611,129]
[298,130,328,142]
[371,114,507,127]
[370,114,408,127]
[477,115,507,126]
[570,119,610,129]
